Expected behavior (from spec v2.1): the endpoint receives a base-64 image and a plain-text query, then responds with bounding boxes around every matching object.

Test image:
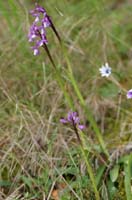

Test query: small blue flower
[127,89,132,99]
[99,63,111,77]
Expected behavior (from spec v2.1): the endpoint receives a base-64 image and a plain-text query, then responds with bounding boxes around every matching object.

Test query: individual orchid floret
[127,89,132,99]
[99,63,111,77]
[32,47,39,56]
[42,15,51,28]
[30,4,47,17]
[60,111,85,130]
[28,24,40,42]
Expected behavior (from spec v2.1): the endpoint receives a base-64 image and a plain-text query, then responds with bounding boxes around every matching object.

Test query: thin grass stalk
[78,129,100,199]
[55,68,74,109]
[73,125,100,199]
[124,155,132,200]
[69,71,109,157]
[80,145,100,200]
[43,44,74,109]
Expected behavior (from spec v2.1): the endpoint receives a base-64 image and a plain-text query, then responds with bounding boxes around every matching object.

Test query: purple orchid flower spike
[60,111,85,145]
[60,111,85,130]
[28,3,61,56]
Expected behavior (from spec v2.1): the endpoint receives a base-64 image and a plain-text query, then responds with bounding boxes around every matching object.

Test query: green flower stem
[43,44,74,109]
[124,155,132,200]
[78,129,100,199]
[75,128,100,199]
[55,68,74,109]
[80,145,100,200]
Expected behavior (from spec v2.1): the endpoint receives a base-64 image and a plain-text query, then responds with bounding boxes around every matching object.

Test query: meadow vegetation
[0,0,132,199]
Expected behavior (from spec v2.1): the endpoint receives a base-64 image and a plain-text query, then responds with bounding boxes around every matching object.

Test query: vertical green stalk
[124,155,132,200]
[70,72,108,156]
[74,127,100,199]
[80,146,100,200]
[43,44,74,109]
[55,68,74,109]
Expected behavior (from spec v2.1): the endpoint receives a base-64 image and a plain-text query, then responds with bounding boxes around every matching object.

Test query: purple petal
[72,112,77,117]
[40,27,46,35]
[28,33,36,42]
[67,111,75,122]
[33,48,39,56]
[35,5,46,14]
[67,111,72,122]
[37,40,44,47]
[127,89,132,99]
[78,125,85,130]
[60,119,68,124]
[35,16,40,23]
[36,38,47,47]
[42,16,51,28]
[73,116,80,124]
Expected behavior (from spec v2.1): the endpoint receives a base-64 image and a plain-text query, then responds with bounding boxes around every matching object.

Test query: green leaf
[130,155,132,177]
[0,181,11,187]
[124,155,132,200]
[110,164,120,182]
[118,155,129,164]
[101,182,109,200]
[107,179,117,200]
[96,165,106,186]
[20,176,33,188]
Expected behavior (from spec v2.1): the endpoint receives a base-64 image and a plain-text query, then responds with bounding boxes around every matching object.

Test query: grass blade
[124,155,132,200]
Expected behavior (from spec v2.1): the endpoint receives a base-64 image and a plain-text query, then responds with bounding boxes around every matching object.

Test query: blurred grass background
[0,0,132,199]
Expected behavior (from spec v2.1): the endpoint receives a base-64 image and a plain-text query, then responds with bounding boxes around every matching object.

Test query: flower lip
[127,89,132,99]
[60,119,68,124]
[78,125,85,130]
[42,16,51,28]
[33,48,39,56]
[99,62,111,77]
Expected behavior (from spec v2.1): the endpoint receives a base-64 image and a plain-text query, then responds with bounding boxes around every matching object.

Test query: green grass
[0,0,132,199]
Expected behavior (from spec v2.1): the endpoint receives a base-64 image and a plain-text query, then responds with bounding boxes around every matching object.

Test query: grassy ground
[0,0,132,199]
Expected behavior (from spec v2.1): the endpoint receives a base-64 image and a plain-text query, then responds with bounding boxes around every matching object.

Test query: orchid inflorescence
[60,111,85,144]
[60,111,85,130]
[28,3,60,56]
